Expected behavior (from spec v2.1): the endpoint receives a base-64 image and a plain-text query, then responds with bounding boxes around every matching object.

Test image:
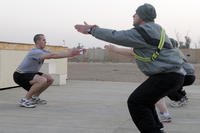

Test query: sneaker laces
[32,96,47,105]
[170,98,187,107]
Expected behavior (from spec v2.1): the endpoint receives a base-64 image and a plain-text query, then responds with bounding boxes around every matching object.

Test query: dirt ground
[68,62,200,85]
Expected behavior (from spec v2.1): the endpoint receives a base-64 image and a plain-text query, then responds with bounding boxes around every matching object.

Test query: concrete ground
[0,80,199,133]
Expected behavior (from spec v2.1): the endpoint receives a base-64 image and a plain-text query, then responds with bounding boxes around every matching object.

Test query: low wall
[70,48,200,63]
[69,48,135,63]
[181,49,200,63]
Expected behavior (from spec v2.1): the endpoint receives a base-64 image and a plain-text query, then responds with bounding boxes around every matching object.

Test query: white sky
[0,0,200,48]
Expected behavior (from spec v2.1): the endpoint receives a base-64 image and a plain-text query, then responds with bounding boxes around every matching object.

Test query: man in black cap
[135,3,157,24]
[74,3,185,133]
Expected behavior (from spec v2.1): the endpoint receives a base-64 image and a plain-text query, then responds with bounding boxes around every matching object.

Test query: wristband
[87,28,93,34]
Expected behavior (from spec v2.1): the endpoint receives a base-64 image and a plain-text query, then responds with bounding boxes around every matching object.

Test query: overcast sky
[0,0,200,48]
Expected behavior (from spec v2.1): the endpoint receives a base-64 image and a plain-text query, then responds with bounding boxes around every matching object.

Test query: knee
[38,77,48,85]
[184,75,196,85]
[48,78,54,85]
[187,77,195,85]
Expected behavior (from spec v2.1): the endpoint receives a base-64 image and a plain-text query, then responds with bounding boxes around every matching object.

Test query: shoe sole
[161,120,172,123]
[18,102,36,108]
[170,103,187,108]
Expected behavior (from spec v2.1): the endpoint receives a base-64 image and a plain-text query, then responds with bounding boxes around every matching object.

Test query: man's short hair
[33,34,44,43]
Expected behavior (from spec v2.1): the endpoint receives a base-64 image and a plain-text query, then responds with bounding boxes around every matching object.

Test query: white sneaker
[182,96,189,103]
[160,113,172,123]
[31,96,47,105]
[170,97,188,108]
[18,98,36,108]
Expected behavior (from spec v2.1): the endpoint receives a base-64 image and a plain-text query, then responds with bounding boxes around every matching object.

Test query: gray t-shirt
[17,48,50,73]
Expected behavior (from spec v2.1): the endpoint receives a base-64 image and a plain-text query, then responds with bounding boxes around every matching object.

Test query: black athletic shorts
[13,71,43,91]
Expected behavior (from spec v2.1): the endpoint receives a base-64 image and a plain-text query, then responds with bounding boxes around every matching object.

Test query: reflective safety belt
[134,28,165,62]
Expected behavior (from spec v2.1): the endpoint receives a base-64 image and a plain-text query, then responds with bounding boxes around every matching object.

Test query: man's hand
[74,21,97,34]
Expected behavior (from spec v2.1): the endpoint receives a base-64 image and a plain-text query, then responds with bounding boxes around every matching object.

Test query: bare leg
[156,98,169,114]
[33,74,54,97]
[25,74,51,99]
[156,97,171,122]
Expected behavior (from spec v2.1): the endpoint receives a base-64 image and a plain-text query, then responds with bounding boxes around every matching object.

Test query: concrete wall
[70,48,135,63]
[0,41,68,88]
[69,48,200,63]
[0,50,27,88]
[181,49,200,63]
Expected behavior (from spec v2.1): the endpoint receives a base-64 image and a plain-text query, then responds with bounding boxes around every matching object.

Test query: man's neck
[35,45,43,49]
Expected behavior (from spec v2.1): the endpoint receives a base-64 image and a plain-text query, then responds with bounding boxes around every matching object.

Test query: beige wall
[0,50,27,87]
[44,59,68,75]
[70,48,200,63]
[0,42,68,88]
[181,49,200,63]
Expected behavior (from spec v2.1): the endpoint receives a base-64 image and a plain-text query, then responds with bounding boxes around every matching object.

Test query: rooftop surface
[0,80,199,133]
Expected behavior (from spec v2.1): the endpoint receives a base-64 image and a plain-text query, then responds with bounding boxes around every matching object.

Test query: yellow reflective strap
[158,29,165,49]
[151,29,165,60]
[134,54,151,62]
[151,51,159,61]
[134,28,165,62]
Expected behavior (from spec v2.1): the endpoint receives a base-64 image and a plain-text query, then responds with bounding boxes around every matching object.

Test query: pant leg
[183,75,195,86]
[167,88,183,101]
[127,73,184,133]
[181,75,196,96]
[177,89,186,97]
[168,75,195,101]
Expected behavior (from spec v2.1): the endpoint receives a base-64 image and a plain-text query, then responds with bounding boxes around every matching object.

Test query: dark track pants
[167,75,195,101]
[127,72,184,133]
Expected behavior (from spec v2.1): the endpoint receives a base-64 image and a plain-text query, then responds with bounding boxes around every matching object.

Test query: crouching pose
[167,38,195,107]
[13,34,83,108]
[75,3,185,133]
[105,45,172,123]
